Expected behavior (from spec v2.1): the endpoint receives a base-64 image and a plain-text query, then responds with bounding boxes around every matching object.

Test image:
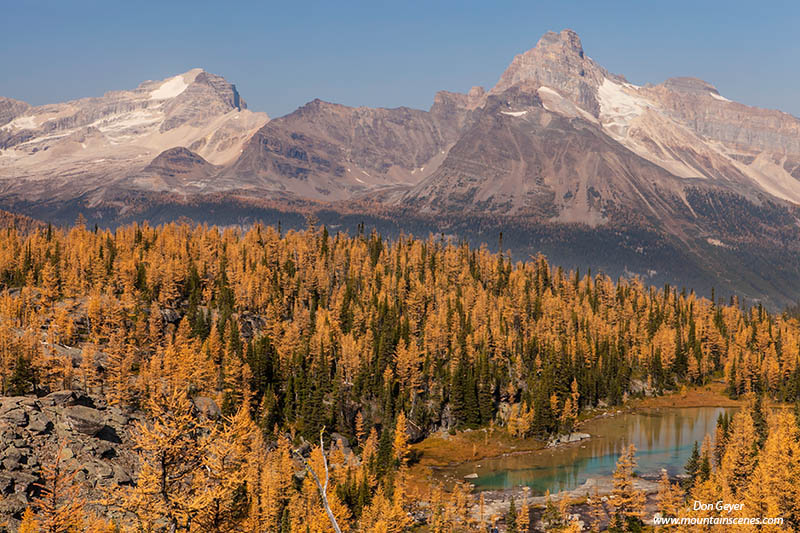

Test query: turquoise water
[447,407,735,494]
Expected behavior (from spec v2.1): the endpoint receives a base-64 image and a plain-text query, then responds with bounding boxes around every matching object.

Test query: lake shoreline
[475,473,668,528]
[447,405,733,494]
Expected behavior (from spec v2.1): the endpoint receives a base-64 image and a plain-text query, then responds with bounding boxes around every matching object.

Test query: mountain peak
[536,29,584,58]
[491,29,607,115]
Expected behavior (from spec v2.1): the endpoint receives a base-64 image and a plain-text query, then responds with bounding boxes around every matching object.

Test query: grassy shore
[628,381,743,409]
[407,427,544,491]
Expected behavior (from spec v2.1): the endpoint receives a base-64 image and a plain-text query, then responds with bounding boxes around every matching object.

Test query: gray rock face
[2,447,26,471]
[112,464,132,485]
[0,491,28,518]
[105,407,131,428]
[662,77,720,96]
[160,308,181,325]
[0,408,27,428]
[330,432,350,450]
[63,405,106,436]
[629,379,655,397]
[138,147,218,193]
[648,78,800,155]
[144,147,213,176]
[329,432,356,460]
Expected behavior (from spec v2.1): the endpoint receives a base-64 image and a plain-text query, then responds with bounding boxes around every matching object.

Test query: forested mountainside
[1,220,800,531]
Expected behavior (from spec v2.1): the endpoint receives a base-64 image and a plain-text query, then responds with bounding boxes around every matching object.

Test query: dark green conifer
[684,441,700,489]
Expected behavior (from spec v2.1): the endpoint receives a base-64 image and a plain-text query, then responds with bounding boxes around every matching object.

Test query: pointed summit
[492,29,609,115]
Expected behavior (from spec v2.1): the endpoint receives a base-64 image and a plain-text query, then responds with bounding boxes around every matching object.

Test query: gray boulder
[106,407,130,427]
[192,396,221,420]
[94,462,114,480]
[41,390,95,408]
[0,492,28,518]
[112,465,132,485]
[160,308,181,324]
[2,447,27,471]
[330,432,350,449]
[0,472,15,494]
[0,407,28,427]
[27,411,52,434]
[63,405,105,436]
[9,471,37,495]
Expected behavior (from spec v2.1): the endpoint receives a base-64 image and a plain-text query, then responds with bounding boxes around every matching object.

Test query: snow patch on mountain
[537,86,598,124]
[150,76,189,100]
[597,78,652,137]
[537,86,560,98]
[97,109,162,139]
[710,92,731,103]
[1,115,37,131]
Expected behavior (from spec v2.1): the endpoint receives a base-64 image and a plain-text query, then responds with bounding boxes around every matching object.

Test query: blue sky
[2,1,798,118]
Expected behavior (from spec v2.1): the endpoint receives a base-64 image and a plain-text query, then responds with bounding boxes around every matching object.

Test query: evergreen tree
[684,441,700,489]
[8,355,34,396]
[505,495,518,533]
[752,394,768,448]
[698,449,711,482]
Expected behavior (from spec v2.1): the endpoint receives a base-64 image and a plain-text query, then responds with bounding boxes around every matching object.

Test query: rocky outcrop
[192,396,221,420]
[136,147,218,192]
[0,393,138,530]
[661,76,720,97]
[547,432,591,448]
[645,76,800,158]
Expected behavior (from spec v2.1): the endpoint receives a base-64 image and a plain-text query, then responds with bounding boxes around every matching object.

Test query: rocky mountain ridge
[221,95,471,200]
[4,32,800,214]
[395,30,800,221]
